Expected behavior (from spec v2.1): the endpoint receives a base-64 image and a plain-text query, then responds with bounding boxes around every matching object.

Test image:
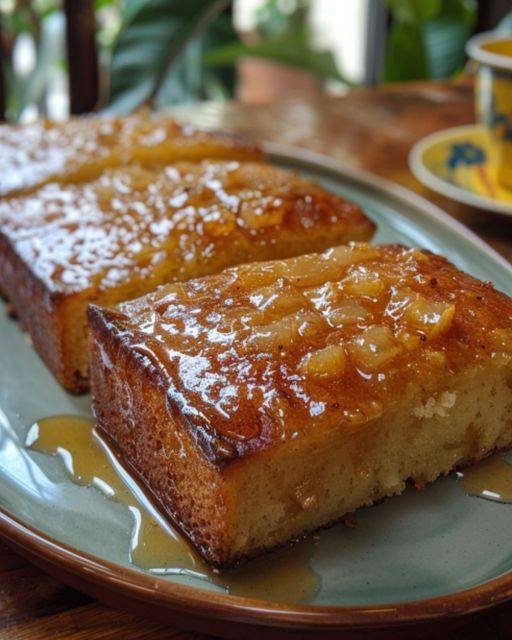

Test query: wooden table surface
[2,80,512,640]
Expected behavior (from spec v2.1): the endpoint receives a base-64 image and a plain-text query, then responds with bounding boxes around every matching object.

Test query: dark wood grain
[0,12,5,121]
[1,602,202,640]
[1,80,511,639]
[64,0,99,114]
[0,542,90,631]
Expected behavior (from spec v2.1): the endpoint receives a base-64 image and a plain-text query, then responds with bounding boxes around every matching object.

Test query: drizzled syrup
[457,456,512,503]
[26,415,319,603]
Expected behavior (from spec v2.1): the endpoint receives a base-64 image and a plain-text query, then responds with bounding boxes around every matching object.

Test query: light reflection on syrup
[456,456,512,503]
[25,415,319,603]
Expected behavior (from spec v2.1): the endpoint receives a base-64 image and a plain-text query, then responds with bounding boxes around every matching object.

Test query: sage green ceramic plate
[1,145,512,638]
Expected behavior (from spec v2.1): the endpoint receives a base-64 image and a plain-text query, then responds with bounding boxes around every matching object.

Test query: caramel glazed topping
[0,114,260,195]
[106,242,512,465]
[0,161,367,294]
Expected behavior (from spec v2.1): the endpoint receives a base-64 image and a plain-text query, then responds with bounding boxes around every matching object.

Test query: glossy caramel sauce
[457,457,512,503]
[101,243,512,464]
[26,415,320,603]
[0,113,260,196]
[0,161,369,295]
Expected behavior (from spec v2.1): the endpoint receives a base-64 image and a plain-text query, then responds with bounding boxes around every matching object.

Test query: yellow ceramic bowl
[466,32,512,190]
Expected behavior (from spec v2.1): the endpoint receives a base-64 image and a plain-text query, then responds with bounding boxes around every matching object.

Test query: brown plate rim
[1,143,512,633]
[2,503,512,631]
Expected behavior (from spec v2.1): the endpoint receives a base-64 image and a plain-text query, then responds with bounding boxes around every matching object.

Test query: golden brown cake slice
[0,113,261,196]
[0,161,374,391]
[89,243,512,567]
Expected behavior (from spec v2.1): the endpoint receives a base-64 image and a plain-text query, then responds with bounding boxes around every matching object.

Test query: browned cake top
[0,161,372,294]
[99,243,512,465]
[0,114,259,196]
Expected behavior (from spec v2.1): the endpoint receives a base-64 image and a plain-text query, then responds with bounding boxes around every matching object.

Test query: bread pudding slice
[89,243,512,567]
[0,113,261,196]
[0,161,374,391]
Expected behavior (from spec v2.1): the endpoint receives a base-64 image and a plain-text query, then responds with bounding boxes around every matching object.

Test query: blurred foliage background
[0,0,508,121]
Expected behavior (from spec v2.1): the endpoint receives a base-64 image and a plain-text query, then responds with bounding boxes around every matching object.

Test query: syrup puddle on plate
[456,456,512,503]
[25,415,319,603]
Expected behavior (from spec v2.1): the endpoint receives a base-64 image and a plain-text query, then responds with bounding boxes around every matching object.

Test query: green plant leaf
[423,17,472,79]
[153,37,203,106]
[146,9,236,108]
[384,0,476,82]
[94,0,121,9]
[119,0,150,27]
[383,22,428,81]
[437,0,476,25]
[195,11,236,101]
[255,0,309,39]
[4,64,23,121]
[106,0,230,114]
[204,36,351,84]
[385,0,441,24]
